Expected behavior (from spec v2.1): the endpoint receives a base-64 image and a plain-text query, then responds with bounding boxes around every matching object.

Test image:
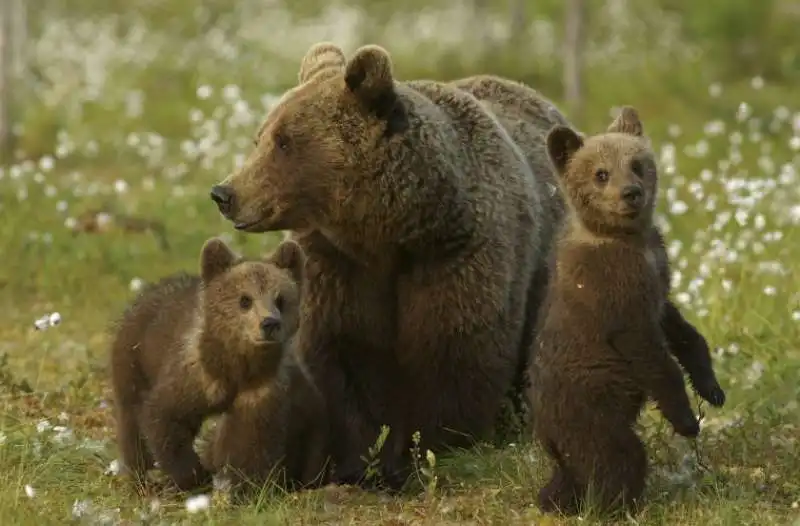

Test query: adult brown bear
[209,42,560,488]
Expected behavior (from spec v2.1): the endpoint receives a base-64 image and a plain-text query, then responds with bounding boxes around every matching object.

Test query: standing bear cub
[109,237,304,492]
[529,107,700,516]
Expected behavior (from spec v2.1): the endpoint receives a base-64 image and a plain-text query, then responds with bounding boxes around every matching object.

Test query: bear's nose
[621,185,643,206]
[210,185,235,216]
[260,315,282,340]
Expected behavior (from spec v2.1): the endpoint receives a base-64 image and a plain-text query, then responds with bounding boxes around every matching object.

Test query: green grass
[2,11,800,523]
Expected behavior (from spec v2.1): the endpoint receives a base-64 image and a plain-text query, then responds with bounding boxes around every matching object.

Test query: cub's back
[109,273,201,405]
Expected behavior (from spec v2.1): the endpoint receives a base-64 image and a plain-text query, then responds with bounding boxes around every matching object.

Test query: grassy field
[2,6,800,523]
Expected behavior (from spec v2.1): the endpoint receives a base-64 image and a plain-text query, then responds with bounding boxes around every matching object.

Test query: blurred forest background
[1,0,799,162]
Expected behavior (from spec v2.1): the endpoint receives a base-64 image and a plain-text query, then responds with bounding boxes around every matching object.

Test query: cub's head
[209,42,409,236]
[546,106,657,236]
[199,238,305,354]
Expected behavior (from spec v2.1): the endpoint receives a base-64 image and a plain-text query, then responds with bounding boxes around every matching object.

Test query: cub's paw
[672,414,700,439]
[693,377,726,408]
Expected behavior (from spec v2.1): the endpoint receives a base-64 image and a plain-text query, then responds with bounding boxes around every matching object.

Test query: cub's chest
[555,244,661,309]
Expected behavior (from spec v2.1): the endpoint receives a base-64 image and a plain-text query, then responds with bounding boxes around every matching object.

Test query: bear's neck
[196,330,283,391]
[565,211,649,246]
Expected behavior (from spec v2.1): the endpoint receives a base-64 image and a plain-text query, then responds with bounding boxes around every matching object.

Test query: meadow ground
[1,21,800,525]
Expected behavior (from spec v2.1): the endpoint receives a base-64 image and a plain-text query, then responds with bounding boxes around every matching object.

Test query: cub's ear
[344,45,405,130]
[267,239,306,285]
[607,105,644,136]
[200,238,238,283]
[546,126,584,175]
[298,42,346,84]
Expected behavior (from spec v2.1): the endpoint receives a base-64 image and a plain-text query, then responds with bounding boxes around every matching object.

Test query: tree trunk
[563,0,586,123]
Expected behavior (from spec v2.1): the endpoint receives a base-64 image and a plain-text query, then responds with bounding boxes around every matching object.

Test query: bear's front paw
[693,377,726,408]
[672,414,700,439]
[169,463,213,493]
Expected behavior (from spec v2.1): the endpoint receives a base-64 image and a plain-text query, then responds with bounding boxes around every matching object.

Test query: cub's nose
[621,185,643,206]
[210,185,235,216]
[260,315,282,340]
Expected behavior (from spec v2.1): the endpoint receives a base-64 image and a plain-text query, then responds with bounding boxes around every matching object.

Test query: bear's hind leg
[115,405,154,489]
[582,428,647,516]
[537,466,584,515]
[537,438,585,515]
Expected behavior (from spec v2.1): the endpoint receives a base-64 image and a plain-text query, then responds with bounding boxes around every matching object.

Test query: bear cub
[529,107,700,515]
[109,237,304,492]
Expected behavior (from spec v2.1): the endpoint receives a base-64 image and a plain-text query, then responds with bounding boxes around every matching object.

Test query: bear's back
[110,272,201,392]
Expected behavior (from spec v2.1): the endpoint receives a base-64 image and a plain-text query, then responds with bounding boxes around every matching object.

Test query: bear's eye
[274,130,290,152]
[594,169,610,183]
[239,295,253,310]
[274,294,285,313]
[631,159,644,178]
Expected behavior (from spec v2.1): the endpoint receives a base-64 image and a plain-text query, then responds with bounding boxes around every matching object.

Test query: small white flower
[24,484,35,498]
[72,499,92,518]
[113,179,128,194]
[49,312,61,326]
[105,459,121,476]
[791,311,800,321]
[670,201,688,215]
[196,85,213,100]
[708,83,722,98]
[56,200,68,212]
[39,156,55,172]
[33,316,50,331]
[185,494,210,514]
[36,419,51,433]
[129,278,145,293]
[750,76,764,90]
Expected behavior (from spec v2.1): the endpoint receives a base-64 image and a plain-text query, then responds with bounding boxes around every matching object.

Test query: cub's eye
[274,131,290,152]
[631,159,644,178]
[239,295,253,310]
[274,294,285,312]
[595,169,609,183]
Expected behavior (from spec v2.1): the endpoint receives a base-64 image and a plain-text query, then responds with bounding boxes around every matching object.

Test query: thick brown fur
[109,238,304,492]
[453,76,725,410]
[203,349,329,500]
[529,108,700,516]
[210,42,556,488]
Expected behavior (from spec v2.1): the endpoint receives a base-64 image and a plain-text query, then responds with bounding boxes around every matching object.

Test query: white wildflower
[185,494,211,514]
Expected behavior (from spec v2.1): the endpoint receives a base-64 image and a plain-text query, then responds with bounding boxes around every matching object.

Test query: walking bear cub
[529,107,700,515]
[109,237,304,492]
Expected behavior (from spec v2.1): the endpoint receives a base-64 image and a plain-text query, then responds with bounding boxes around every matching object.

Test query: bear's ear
[298,42,346,84]
[267,239,306,285]
[344,45,404,126]
[200,238,238,283]
[546,126,584,175]
[607,106,644,137]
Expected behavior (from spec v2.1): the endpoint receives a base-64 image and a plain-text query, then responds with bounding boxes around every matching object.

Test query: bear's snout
[210,185,235,217]
[260,314,282,340]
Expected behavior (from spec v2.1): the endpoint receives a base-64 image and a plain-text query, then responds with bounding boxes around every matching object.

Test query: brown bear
[208,42,557,488]
[109,237,304,492]
[452,75,725,410]
[202,349,329,499]
[528,107,700,516]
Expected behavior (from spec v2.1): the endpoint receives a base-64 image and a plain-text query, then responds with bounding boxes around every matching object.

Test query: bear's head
[199,238,304,356]
[209,42,416,244]
[546,106,658,236]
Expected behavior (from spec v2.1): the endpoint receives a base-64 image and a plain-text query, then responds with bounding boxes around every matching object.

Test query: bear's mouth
[233,220,264,232]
